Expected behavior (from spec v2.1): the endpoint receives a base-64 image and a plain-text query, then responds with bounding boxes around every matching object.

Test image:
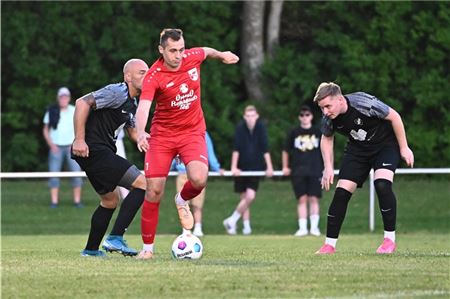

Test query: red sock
[180,180,204,200]
[141,200,160,244]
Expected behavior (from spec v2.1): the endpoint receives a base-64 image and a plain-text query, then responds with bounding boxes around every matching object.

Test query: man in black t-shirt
[313,82,414,255]
[282,105,323,237]
[223,105,274,235]
[72,59,149,257]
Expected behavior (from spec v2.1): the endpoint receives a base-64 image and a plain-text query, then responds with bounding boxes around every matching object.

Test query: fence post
[369,169,375,232]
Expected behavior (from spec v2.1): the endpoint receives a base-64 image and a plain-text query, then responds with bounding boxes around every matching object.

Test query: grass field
[2,178,450,298]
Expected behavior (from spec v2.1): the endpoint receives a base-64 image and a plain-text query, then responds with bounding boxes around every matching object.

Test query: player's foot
[310,228,321,237]
[376,238,396,254]
[223,218,237,235]
[192,227,204,237]
[315,244,336,255]
[102,235,138,256]
[242,227,252,235]
[136,250,154,260]
[294,229,308,237]
[81,249,106,257]
[74,202,84,208]
[175,193,194,230]
[50,203,58,208]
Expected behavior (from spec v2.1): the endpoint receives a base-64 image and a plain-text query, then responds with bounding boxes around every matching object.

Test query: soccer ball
[171,233,203,260]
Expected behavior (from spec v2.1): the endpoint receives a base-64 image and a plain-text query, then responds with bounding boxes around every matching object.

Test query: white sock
[194,223,202,230]
[175,193,187,206]
[310,214,320,230]
[298,218,307,231]
[384,231,396,242]
[243,220,251,230]
[143,243,154,252]
[325,237,337,248]
[229,211,241,224]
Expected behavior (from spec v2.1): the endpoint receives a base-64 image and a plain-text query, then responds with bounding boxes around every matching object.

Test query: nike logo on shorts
[200,155,207,161]
[382,163,392,166]
[381,208,392,212]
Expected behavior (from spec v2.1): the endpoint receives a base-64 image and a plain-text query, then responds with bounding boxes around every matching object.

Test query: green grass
[1,178,450,298]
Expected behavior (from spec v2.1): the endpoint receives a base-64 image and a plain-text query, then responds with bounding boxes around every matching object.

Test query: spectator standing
[223,105,273,235]
[43,87,83,208]
[282,105,323,237]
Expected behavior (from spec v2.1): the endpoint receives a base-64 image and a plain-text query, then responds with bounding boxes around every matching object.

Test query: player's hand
[137,132,150,152]
[231,167,241,176]
[400,146,414,168]
[50,144,59,154]
[221,51,239,64]
[321,167,334,191]
[266,168,274,178]
[282,167,291,176]
[72,139,89,158]
[218,168,225,176]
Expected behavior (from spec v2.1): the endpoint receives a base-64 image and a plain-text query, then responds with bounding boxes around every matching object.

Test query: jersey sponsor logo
[354,118,363,126]
[188,67,199,81]
[171,89,197,110]
[180,83,189,94]
[350,129,367,141]
[294,134,319,152]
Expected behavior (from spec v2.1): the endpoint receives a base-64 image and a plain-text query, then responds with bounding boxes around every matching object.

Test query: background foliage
[2,1,449,171]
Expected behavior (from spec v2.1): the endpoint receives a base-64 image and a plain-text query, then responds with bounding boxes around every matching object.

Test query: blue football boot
[81,249,106,257]
[102,235,138,256]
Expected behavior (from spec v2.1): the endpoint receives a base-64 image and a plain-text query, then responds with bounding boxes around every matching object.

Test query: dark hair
[159,28,183,47]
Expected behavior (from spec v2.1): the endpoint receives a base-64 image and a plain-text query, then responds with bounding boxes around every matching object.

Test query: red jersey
[141,47,206,137]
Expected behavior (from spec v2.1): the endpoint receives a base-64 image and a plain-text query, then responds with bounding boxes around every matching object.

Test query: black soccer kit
[321,92,400,187]
[72,82,141,194]
[284,126,323,198]
[233,119,269,192]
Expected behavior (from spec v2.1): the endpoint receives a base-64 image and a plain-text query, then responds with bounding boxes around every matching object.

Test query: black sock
[85,205,115,251]
[374,179,397,231]
[326,187,353,239]
[110,188,145,236]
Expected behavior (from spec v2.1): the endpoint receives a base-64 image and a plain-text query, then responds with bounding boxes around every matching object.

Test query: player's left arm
[385,108,414,167]
[202,47,239,64]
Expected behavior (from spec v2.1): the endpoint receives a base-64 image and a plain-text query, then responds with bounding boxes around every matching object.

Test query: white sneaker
[242,227,252,235]
[223,218,236,235]
[294,229,308,237]
[310,228,321,236]
[192,227,204,237]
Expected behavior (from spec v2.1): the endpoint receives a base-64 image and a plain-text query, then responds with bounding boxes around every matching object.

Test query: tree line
[2,1,449,172]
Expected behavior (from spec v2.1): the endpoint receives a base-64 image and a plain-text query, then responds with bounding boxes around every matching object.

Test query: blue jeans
[48,145,83,188]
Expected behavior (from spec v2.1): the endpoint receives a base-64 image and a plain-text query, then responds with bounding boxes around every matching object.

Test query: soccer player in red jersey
[135,28,239,259]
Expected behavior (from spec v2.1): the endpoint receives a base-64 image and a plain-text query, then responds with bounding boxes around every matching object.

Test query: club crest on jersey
[188,68,199,81]
[180,83,189,94]
[354,118,363,126]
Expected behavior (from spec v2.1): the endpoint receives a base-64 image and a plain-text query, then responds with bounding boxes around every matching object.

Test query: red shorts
[144,132,208,178]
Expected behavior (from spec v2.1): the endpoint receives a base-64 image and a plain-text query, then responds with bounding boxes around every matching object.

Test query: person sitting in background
[43,87,83,208]
[171,131,224,237]
[282,105,323,237]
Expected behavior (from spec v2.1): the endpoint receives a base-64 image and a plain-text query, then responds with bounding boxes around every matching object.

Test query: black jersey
[84,82,137,153]
[234,119,269,171]
[321,92,397,151]
[284,126,323,177]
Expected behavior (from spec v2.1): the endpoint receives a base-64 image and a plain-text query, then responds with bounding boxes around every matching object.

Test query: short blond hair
[244,105,257,114]
[313,82,342,102]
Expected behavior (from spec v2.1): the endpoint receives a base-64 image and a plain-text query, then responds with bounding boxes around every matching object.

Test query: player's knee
[299,195,308,204]
[374,179,392,196]
[189,175,207,190]
[100,192,119,208]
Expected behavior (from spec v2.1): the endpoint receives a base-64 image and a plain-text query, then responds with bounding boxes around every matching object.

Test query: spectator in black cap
[282,105,323,236]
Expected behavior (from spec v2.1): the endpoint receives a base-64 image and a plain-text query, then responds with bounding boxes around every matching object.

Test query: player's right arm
[135,100,152,152]
[72,94,95,157]
[320,135,334,191]
[230,151,240,176]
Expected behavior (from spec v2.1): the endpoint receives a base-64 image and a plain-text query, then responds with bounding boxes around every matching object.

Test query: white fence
[2,168,449,231]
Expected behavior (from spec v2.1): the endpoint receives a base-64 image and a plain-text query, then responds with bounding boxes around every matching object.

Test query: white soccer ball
[171,233,203,260]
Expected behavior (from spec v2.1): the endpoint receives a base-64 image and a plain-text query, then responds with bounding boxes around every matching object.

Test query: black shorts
[338,142,400,188]
[291,176,322,199]
[73,149,141,195]
[234,176,260,193]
